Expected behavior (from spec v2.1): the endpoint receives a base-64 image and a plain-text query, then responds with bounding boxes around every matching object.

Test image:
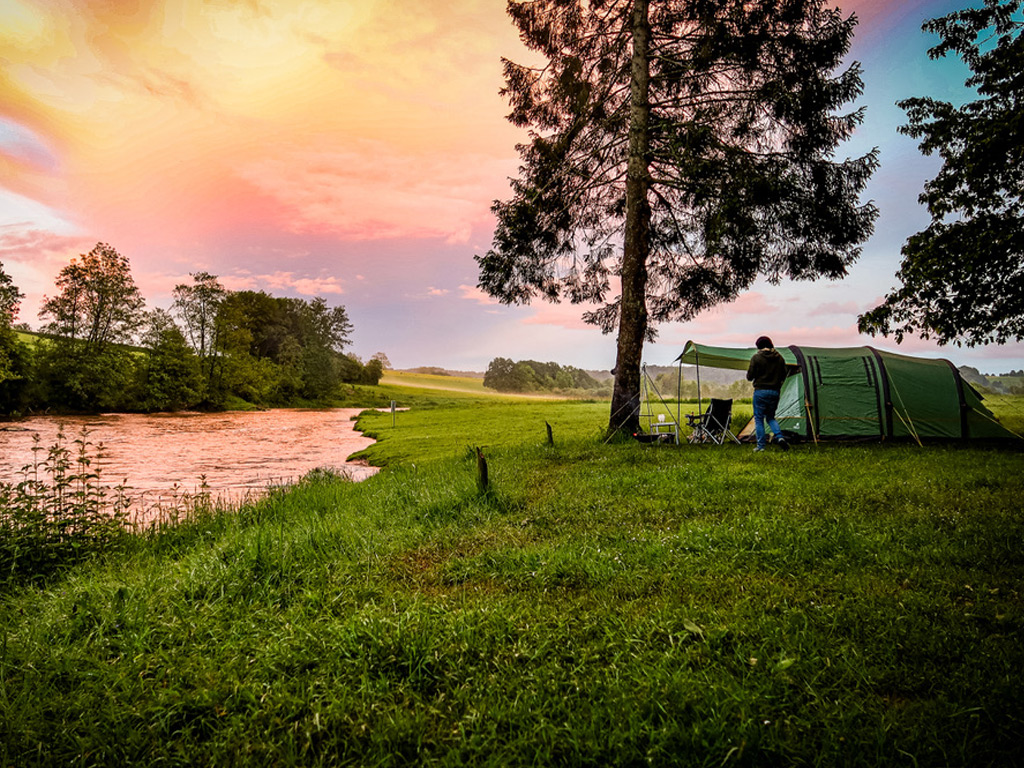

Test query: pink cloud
[521,301,598,331]
[782,324,867,348]
[0,227,95,319]
[459,284,501,306]
[0,227,88,264]
[687,291,781,323]
[656,320,864,353]
[291,277,344,296]
[238,141,516,243]
[219,274,260,292]
[217,271,344,297]
[508,290,785,338]
[808,301,860,317]
[655,292,781,341]
[719,291,779,316]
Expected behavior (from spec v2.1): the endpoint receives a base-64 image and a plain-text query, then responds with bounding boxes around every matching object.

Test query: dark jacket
[747,348,788,391]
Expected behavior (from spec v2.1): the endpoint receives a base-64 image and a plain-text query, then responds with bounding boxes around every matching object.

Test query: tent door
[807,354,886,438]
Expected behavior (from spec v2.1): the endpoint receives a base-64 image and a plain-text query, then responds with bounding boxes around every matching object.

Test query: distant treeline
[0,244,383,415]
[483,358,610,395]
[651,368,751,400]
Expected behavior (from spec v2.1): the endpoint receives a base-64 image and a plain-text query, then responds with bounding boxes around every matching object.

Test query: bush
[338,354,384,386]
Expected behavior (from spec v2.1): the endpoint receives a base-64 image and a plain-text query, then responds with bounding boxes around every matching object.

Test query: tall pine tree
[478,0,877,433]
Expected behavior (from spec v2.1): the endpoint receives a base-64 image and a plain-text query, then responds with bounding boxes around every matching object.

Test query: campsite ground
[1,376,1022,766]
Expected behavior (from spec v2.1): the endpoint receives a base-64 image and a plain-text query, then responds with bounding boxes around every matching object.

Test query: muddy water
[0,409,378,510]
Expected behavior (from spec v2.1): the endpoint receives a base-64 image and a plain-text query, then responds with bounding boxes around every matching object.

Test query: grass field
[1,379,1022,766]
[379,370,594,400]
[381,370,492,395]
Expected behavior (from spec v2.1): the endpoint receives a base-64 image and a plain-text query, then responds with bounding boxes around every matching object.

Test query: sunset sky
[2,0,1021,373]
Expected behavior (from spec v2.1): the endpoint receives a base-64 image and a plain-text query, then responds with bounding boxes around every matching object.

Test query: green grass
[354,396,609,465]
[380,370,598,400]
[13,328,147,355]
[1,389,1022,766]
[978,393,1024,435]
[382,370,493,395]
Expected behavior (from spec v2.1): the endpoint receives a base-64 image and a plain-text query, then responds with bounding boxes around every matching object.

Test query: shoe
[777,439,789,451]
[753,446,765,453]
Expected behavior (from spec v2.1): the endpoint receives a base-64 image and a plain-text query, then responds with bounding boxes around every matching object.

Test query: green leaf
[682,619,704,637]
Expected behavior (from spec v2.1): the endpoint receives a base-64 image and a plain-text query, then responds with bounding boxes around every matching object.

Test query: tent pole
[676,356,682,429]
[695,348,703,418]
[641,364,649,429]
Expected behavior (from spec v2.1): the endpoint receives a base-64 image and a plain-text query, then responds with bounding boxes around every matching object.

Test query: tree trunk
[608,0,651,436]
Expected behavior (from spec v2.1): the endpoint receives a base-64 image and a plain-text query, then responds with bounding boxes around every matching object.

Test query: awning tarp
[675,340,799,371]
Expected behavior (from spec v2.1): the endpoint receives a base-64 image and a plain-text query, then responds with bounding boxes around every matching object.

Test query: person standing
[747,336,790,452]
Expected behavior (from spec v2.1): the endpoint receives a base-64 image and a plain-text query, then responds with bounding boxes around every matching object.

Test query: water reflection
[0,409,378,508]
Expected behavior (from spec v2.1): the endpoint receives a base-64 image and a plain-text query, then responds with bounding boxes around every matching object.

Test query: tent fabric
[677,341,1018,441]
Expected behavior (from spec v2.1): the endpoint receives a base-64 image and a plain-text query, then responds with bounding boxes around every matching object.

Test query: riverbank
[2,390,1022,765]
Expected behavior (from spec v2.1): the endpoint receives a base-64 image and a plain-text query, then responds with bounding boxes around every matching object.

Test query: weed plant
[0,427,131,583]
[1,397,1022,766]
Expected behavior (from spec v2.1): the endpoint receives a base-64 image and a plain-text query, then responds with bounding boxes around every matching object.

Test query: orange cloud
[0,0,525,247]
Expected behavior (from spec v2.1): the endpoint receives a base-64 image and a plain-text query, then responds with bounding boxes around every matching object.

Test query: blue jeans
[752,389,782,449]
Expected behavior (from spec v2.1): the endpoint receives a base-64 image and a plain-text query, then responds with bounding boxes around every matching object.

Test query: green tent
[676,341,1019,442]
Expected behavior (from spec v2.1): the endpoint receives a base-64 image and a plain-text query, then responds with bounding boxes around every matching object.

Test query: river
[0,409,378,513]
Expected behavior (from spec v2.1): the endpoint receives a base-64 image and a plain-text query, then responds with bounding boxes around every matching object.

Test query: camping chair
[686,398,742,445]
